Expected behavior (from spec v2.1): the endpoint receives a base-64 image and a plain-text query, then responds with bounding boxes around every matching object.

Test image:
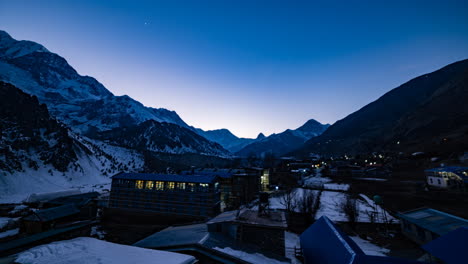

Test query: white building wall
[427,176,448,188]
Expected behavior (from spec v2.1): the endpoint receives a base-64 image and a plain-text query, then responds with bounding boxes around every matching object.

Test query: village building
[300,216,424,264]
[424,166,468,190]
[109,173,221,218]
[21,204,81,234]
[182,168,261,210]
[397,208,468,245]
[134,209,288,263]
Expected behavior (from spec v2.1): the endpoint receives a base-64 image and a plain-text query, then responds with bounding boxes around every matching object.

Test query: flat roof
[113,173,218,184]
[398,208,468,236]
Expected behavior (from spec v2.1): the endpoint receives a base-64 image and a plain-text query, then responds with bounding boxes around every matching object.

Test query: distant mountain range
[236,119,330,157]
[1,28,466,199]
[293,59,468,157]
[195,128,265,153]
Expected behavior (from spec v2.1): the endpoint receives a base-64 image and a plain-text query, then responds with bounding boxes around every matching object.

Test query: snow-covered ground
[0,137,143,204]
[315,192,397,223]
[0,228,19,239]
[285,231,301,264]
[323,183,350,191]
[214,247,288,264]
[15,237,196,264]
[252,188,320,213]
[0,217,12,229]
[350,236,390,256]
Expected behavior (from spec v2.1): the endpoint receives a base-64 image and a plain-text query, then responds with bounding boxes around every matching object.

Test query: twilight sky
[1,0,468,138]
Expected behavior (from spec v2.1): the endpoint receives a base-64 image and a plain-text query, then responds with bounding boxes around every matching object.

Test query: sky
[1,0,468,138]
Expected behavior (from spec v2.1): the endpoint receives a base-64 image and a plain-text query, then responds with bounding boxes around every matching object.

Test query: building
[207,209,287,256]
[424,166,468,190]
[109,173,221,218]
[182,168,260,210]
[21,204,81,234]
[300,216,424,264]
[134,209,288,263]
[398,208,468,244]
[422,227,468,264]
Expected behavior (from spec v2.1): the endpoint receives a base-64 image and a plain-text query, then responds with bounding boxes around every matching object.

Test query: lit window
[200,183,209,192]
[177,182,186,190]
[188,183,196,192]
[145,181,154,190]
[155,181,164,190]
[135,180,144,189]
[167,182,175,190]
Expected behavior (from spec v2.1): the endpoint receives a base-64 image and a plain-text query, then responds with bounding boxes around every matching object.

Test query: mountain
[195,128,263,152]
[235,119,330,157]
[0,30,188,135]
[294,59,468,156]
[0,81,144,202]
[97,120,229,157]
[0,30,231,158]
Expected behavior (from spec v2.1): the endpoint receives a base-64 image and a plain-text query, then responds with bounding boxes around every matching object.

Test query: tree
[341,195,360,228]
[280,188,297,213]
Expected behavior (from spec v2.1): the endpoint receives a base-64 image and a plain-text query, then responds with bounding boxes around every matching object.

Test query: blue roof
[422,227,468,264]
[300,216,364,264]
[398,208,468,236]
[300,216,425,264]
[183,171,234,179]
[424,166,468,182]
[425,166,468,172]
[112,173,218,184]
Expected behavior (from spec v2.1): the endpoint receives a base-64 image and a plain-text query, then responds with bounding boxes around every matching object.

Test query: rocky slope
[0,81,144,202]
[294,59,468,156]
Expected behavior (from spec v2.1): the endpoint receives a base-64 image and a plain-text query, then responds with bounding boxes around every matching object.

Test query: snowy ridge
[0,30,189,134]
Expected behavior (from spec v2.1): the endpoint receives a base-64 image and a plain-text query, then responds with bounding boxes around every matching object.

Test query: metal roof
[398,208,468,236]
[23,204,80,222]
[300,216,424,264]
[181,169,253,179]
[422,227,468,264]
[112,173,218,183]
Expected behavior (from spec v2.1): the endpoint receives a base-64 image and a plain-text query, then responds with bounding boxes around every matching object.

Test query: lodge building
[109,173,221,217]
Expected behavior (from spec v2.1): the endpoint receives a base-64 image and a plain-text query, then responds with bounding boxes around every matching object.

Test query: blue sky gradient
[1,0,467,137]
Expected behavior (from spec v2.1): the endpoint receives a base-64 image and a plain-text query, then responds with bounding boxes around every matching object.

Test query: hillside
[294,59,468,156]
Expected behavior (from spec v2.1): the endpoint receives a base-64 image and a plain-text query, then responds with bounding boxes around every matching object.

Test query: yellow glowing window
[135,180,144,189]
[188,183,196,192]
[155,181,164,190]
[177,182,186,190]
[200,183,209,192]
[167,182,175,190]
[145,181,154,190]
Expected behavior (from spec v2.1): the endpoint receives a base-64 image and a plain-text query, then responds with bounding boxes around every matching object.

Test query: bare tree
[341,195,360,228]
[280,188,297,213]
[294,190,317,215]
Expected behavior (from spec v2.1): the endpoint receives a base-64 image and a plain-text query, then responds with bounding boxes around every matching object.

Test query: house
[300,216,424,264]
[422,227,468,264]
[397,208,468,244]
[207,209,287,256]
[424,166,468,190]
[43,192,99,219]
[21,204,81,234]
[134,209,288,263]
[109,173,221,218]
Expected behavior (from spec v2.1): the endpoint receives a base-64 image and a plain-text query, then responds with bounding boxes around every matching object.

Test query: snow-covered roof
[398,208,468,236]
[15,237,196,264]
[23,204,80,222]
